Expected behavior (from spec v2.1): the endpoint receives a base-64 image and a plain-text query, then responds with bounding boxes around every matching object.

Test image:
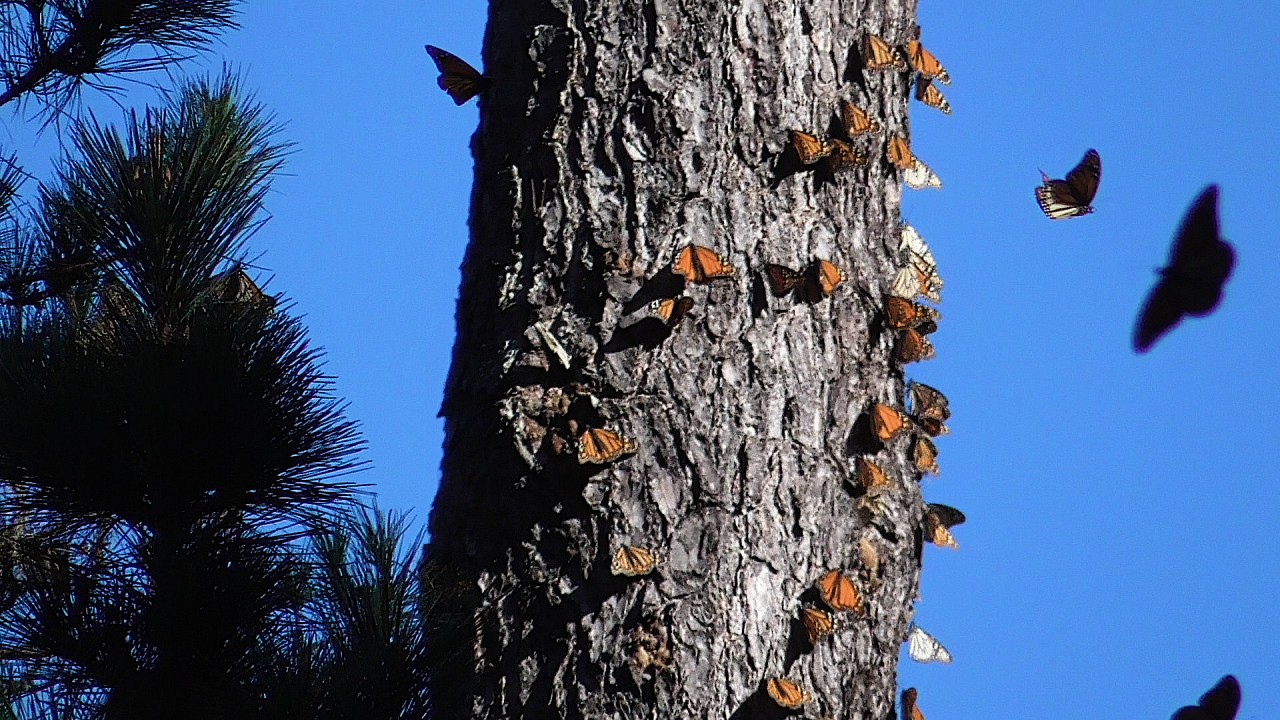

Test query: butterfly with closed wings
[1036,148,1101,219]
[902,688,926,720]
[1133,185,1235,353]
[906,623,953,664]
[425,45,492,105]
[1172,675,1241,720]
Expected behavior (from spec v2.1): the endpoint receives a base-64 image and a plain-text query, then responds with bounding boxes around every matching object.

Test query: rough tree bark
[429,0,927,717]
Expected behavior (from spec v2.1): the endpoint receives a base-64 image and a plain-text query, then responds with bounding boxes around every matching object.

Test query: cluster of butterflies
[1034,150,1235,353]
[788,32,950,189]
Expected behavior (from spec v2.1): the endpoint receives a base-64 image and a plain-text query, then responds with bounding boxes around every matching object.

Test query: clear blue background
[5,1,1276,718]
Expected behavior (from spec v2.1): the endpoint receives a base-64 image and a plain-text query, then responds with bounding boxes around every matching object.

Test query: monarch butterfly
[870,403,911,442]
[611,546,658,576]
[1173,675,1241,720]
[906,40,951,84]
[766,260,843,301]
[855,457,891,491]
[649,296,695,327]
[907,382,951,436]
[914,76,951,115]
[926,503,966,529]
[204,265,276,309]
[800,606,835,644]
[885,296,941,332]
[766,678,812,709]
[902,159,943,190]
[912,435,939,476]
[902,688,927,720]
[672,244,735,283]
[577,428,638,464]
[863,33,908,71]
[791,130,833,165]
[907,623,952,664]
[858,536,880,579]
[895,328,936,364]
[815,569,862,613]
[888,266,941,305]
[840,100,879,136]
[424,45,492,105]
[924,507,960,549]
[1035,148,1101,220]
[898,223,940,285]
[887,134,916,170]
[826,138,866,173]
[1134,185,1235,353]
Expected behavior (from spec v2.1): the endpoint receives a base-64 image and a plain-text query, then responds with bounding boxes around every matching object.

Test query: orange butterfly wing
[800,607,835,644]
[673,244,734,283]
[425,45,491,105]
[815,569,862,613]
[812,260,844,296]
[913,435,940,476]
[611,546,658,576]
[791,130,832,165]
[870,403,910,441]
[914,77,952,115]
[906,41,951,84]
[863,33,907,71]
[855,457,891,490]
[903,688,927,720]
[766,678,812,709]
[887,134,916,170]
[840,100,880,136]
[650,296,695,326]
[577,428,637,464]
[895,328,936,364]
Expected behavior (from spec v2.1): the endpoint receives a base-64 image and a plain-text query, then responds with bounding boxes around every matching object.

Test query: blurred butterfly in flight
[425,45,492,105]
[1172,675,1240,720]
[1133,185,1234,353]
[1035,149,1100,219]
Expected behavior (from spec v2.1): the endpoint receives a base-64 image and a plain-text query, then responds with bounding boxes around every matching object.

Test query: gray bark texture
[429,0,928,717]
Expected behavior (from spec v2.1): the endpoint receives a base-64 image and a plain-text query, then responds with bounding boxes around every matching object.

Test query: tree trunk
[429,0,925,717]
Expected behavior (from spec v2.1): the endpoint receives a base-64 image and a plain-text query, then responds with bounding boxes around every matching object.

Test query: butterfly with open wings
[1036,149,1101,219]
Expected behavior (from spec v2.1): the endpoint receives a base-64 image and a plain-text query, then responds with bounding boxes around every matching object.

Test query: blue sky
[5,1,1277,718]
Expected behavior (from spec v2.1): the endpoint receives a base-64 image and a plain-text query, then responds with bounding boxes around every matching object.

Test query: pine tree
[428,0,931,717]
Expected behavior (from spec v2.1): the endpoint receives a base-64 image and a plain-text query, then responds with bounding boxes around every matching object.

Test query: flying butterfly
[855,456,892,491]
[577,428,637,464]
[863,33,908,71]
[912,435,940,476]
[815,569,862,613]
[791,130,833,165]
[424,45,492,105]
[902,688,926,720]
[907,382,951,436]
[907,623,953,664]
[914,76,951,115]
[1172,675,1241,720]
[894,328,936,364]
[766,678,812,710]
[649,296,695,327]
[611,546,658,576]
[885,296,941,333]
[826,138,866,173]
[906,40,951,84]
[840,100,879,136]
[799,607,835,644]
[870,403,912,442]
[1036,148,1101,220]
[1134,185,1235,353]
[672,244,735,283]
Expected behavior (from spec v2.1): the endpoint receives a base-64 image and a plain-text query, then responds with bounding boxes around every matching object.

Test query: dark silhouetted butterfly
[1134,185,1235,353]
[902,688,926,720]
[826,138,866,172]
[673,244,734,283]
[907,382,950,436]
[766,260,843,301]
[425,45,492,105]
[1036,149,1101,219]
[1172,675,1241,720]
